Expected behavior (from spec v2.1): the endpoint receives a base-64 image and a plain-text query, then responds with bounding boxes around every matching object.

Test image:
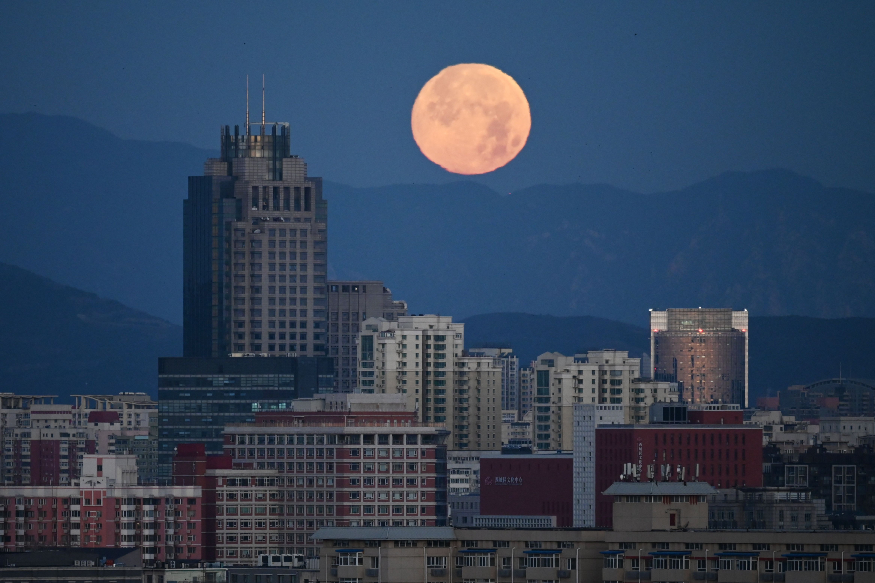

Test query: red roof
[87,411,120,423]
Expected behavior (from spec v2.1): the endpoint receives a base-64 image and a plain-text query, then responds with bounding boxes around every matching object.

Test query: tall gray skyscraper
[184,115,328,358]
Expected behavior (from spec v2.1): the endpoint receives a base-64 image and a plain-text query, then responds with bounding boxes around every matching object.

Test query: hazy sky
[2,1,873,194]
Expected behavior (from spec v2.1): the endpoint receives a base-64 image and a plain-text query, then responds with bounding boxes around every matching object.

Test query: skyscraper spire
[246,75,250,137]
[261,74,266,135]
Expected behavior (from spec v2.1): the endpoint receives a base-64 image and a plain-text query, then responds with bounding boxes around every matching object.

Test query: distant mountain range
[1,113,874,327]
[1,262,871,402]
[0,262,181,399]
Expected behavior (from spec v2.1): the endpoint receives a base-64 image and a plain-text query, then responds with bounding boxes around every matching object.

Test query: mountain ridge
[0,262,181,399]
[1,113,874,326]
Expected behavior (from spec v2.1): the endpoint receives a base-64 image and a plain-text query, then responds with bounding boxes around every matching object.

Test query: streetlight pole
[639,549,642,583]
[575,548,580,583]
[511,547,515,583]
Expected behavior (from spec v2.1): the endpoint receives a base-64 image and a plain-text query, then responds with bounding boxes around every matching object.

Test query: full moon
[411,63,531,175]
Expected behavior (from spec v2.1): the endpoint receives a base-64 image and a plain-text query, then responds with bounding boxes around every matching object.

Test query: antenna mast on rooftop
[246,75,250,137]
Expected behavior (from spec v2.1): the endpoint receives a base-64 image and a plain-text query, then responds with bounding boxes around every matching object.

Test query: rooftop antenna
[261,74,266,131]
[246,75,250,137]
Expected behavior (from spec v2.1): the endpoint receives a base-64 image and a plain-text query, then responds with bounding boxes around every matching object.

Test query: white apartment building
[357,315,464,411]
[532,351,637,451]
[357,316,501,450]
[446,450,487,496]
[531,351,678,451]
[572,403,625,527]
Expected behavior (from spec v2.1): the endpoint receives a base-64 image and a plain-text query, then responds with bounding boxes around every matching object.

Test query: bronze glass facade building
[650,308,748,406]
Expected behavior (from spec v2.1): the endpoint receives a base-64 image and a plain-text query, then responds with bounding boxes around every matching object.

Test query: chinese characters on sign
[493,476,523,486]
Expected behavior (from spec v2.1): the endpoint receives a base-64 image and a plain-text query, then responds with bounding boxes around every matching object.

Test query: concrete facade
[531,351,677,451]
[313,526,607,583]
[218,410,450,561]
[327,281,407,393]
[184,121,328,359]
[357,316,502,450]
[468,348,520,414]
[573,403,625,527]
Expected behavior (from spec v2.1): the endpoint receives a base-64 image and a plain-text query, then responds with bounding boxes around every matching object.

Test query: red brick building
[479,454,573,527]
[0,454,202,565]
[218,408,450,561]
[595,424,762,527]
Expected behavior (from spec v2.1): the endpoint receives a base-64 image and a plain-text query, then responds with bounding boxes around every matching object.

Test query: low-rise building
[595,423,763,527]
[706,487,831,530]
[819,417,875,447]
[312,483,875,583]
[479,452,573,527]
[312,526,607,583]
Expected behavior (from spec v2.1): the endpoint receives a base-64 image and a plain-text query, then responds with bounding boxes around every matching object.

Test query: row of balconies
[328,566,571,581]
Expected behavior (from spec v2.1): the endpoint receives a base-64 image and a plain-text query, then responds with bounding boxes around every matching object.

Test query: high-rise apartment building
[531,350,679,451]
[452,356,502,451]
[156,356,333,483]
[650,308,749,406]
[357,315,464,412]
[357,316,502,450]
[184,118,328,359]
[468,348,519,413]
[532,350,640,451]
[327,281,407,393]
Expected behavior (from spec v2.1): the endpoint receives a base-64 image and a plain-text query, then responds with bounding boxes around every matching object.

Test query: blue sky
[2,1,873,194]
